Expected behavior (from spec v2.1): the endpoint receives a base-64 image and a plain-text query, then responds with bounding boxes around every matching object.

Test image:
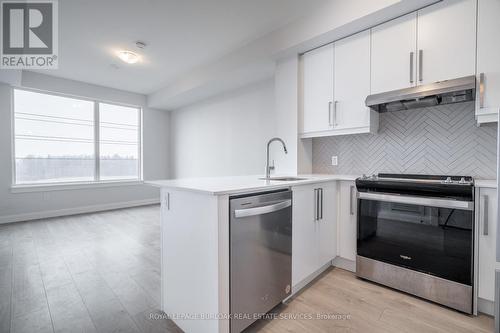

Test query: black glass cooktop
[356,173,474,201]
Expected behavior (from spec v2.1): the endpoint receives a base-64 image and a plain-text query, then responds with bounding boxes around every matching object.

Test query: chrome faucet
[265,137,288,179]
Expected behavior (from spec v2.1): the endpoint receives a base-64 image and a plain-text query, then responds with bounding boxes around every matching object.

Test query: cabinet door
[333,30,371,130]
[417,0,476,84]
[371,13,417,94]
[476,0,500,123]
[292,182,337,287]
[478,187,498,302]
[317,182,337,266]
[338,181,357,261]
[302,44,334,134]
[292,184,319,286]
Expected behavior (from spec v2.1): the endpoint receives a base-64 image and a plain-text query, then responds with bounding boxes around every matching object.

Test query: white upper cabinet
[371,0,476,91]
[334,30,378,133]
[476,0,500,124]
[371,13,417,94]
[302,0,480,137]
[301,30,378,138]
[417,0,476,85]
[302,44,334,134]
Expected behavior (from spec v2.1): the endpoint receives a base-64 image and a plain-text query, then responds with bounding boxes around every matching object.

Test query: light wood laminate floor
[0,205,180,333]
[250,268,494,333]
[0,205,494,333]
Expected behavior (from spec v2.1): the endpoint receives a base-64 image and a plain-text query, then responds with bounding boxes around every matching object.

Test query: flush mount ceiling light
[117,50,140,64]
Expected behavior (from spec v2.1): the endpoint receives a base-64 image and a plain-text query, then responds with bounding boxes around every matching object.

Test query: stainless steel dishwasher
[230,189,292,333]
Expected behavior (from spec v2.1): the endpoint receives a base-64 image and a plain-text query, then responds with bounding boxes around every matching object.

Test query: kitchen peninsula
[147,174,357,333]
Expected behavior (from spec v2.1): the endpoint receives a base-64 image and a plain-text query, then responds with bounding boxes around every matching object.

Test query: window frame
[11,87,143,189]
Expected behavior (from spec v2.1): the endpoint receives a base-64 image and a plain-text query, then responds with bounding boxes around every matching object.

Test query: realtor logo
[1,0,58,68]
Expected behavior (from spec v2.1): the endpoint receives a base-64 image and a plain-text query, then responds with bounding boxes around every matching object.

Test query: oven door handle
[357,192,474,211]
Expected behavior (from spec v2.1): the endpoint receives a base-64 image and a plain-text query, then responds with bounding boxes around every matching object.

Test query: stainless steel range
[355,173,475,314]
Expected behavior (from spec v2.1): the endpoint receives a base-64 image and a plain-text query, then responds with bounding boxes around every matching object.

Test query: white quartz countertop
[146,174,358,195]
[147,175,497,195]
[475,179,497,188]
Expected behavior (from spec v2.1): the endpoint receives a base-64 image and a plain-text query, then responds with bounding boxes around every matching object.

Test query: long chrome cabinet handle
[319,188,323,220]
[357,192,474,211]
[349,185,355,215]
[333,101,338,127]
[234,200,292,218]
[479,73,485,109]
[328,101,333,127]
[314,189,319,220]
[162,192,170,210]
[481,195,488,236]
[418,49,423,82]
[410,52,414,84]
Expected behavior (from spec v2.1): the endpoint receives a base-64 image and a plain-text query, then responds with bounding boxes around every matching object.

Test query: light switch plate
[331,156,338,166]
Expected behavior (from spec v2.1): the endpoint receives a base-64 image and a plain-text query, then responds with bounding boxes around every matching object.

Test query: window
[99,103,140,180]
[13,89,141,185]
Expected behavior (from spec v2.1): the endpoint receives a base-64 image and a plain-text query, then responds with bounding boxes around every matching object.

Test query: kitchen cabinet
[302,44,334,134]
[477,187,497,303]
[338,181,357,262]
[371,13,417,94]
[476,0,500,124]
[303,0,477,138]
[301,30,377,139]
[333,30,378,134]
[417,0,476,85]
[292,182,337,288]
[318,183,337,266]
[371,0,475,93]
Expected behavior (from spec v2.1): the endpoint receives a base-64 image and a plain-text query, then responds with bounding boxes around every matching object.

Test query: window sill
[11,180,144,193]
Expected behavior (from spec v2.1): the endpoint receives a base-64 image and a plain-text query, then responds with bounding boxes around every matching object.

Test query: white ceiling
[33,0,329,94]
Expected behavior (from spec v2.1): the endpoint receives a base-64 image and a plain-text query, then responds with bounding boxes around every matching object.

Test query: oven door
[357,192,474,286]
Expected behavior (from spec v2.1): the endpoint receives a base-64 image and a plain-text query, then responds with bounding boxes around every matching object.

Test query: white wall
[0,72,170,223]
[273,55,312,175]
[168,60,314,179]
[170,79,276,178]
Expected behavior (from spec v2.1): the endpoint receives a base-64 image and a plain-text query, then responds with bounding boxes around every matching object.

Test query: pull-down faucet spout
[265,137,288,180]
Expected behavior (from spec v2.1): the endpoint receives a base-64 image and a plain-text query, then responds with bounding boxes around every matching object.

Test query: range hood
[365,75,476,113]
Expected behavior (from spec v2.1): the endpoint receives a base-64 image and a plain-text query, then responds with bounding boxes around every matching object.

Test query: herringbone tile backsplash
[312,102,498,179]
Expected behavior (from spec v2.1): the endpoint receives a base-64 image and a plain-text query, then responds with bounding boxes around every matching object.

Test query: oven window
[357,199,473,285]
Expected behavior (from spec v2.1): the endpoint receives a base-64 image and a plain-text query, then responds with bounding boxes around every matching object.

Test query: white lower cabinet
[338,181,357,262]
[292,182,337,288]
[477,187,497,302]
[318,183,338,266]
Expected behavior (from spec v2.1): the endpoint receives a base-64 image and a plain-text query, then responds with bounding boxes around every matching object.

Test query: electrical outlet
[331,156,338,166]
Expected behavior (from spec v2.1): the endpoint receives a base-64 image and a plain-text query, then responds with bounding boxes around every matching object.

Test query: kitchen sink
[259,177,308,181]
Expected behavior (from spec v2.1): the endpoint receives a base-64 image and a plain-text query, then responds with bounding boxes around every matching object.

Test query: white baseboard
[333,256,356,272]
[478,297,495,316]
[0,198,160,224]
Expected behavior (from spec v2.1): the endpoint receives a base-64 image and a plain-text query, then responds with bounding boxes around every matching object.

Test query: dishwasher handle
[234,199,292,218]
